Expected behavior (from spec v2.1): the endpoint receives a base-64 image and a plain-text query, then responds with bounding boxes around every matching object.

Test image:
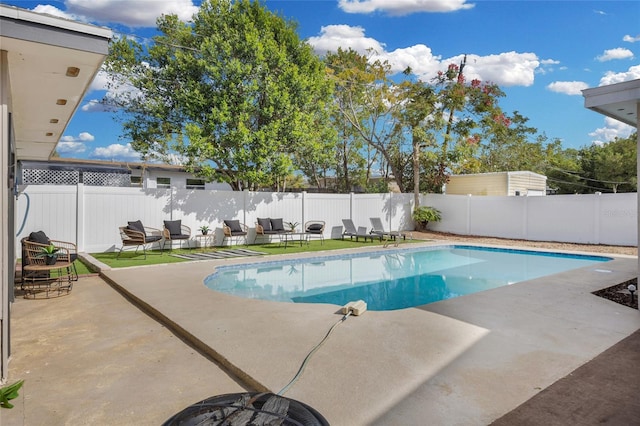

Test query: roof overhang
[0,5,112,161]
[582,79,640,127]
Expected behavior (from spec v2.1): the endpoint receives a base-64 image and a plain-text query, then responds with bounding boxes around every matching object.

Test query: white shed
[444,171,547,196]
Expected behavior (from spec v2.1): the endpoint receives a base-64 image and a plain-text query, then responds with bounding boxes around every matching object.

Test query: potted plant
[40,244,60,265]
[285,221,299,232]
[412,206,441,231]
[199,225,210,235]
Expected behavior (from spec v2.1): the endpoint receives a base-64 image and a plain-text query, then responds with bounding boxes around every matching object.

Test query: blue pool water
[203,245,611,311]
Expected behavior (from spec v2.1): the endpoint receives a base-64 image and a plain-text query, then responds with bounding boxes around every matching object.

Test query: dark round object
[162,392,329,426]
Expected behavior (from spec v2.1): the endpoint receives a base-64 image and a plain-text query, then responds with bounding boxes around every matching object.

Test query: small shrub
[412,206,441,230]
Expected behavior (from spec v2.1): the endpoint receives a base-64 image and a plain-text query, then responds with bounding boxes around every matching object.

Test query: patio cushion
[224,220,242,233]
[29,230,50,245]
[270,218,285,232]
[127,220,146,236]
[164,220,182,236]
[257,218,271,232]
[307,224,323,232]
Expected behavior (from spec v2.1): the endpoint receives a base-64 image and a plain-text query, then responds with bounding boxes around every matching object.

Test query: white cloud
[32,5,79,20]
[338,0,474,16]
[546,81,589,96]
[589,117,634,145]
[535,59,563,75]
[599,64,640,86]
[462,52,539,87]
[56,132,95,154]
[623,34,640,43]
[308,25,540,87]
[88,69,111,92]
[373,44,442,75]
[56,142,86,154]
[83,67,142,112]
[307,25,386,56]
[51,0,199,28]
[92,143,141,161]
[81,99,112,113]
[596,47,634,62]
[60,132,95,143]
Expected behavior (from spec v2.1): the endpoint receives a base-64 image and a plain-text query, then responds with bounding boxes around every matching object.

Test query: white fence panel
[423,194,468,235]
[16,185,78,253]
[598,192,637,246]
[247,191,304,229]
[423,192,637,246]
[14,185,637,253]
[352,194,386,233]
[527,195,598,244]
[469,196,527,239]
[16,185,77,244]
[82,186,171,252]
[387,193,414,233]
[305,193,352,239]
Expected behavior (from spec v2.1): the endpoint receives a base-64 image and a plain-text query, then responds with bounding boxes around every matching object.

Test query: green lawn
[89,237,417,269]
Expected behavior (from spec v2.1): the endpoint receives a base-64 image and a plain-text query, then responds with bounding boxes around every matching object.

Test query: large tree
[325,48,405,192]
[104,0,334,190]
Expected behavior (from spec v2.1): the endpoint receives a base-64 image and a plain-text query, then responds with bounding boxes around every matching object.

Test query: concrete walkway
[2,242,639,425]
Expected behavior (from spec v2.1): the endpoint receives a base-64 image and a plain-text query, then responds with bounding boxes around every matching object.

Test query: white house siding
[142,169,231,190]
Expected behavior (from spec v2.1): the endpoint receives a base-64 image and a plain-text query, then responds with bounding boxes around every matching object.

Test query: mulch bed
[593,278,638,310]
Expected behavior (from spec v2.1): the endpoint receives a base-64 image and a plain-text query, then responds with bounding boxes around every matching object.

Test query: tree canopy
[104,0,334,190]
[102,1,636,195]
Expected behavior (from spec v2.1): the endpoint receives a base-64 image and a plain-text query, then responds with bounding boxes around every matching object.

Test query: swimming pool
[204,245,612,311]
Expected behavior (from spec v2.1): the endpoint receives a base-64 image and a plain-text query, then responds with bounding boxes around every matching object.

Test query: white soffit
[0,5,112,161]
[582,79,640,128]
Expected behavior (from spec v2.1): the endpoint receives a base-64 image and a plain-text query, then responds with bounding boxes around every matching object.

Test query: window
[130,176,142,187]
[157,177,171,189]
[186,178,205,190]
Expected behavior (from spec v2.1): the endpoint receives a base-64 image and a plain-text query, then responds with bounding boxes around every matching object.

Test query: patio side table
[194,233,215,251]
[22,260,74,298]
[281,232,309,248]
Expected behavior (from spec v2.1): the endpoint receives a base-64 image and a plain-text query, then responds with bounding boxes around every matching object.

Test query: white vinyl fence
[14,185,637,253]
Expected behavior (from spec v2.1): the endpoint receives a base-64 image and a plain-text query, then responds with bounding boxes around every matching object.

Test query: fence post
[76,183,84,251]
[466,194,472,235]
[523,195,528,241]
[387,192,393,231]
[594,192,601,244]
[243,189,249,225]
[350,192,354,220]
[302,191,307,227]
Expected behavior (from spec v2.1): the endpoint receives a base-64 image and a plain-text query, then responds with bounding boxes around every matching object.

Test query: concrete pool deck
[3,241,640,425]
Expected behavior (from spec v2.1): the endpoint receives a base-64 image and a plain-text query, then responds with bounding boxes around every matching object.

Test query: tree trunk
[413,130,420,208]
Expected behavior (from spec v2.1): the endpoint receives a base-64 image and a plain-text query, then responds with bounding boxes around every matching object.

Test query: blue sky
[5,0,639,162]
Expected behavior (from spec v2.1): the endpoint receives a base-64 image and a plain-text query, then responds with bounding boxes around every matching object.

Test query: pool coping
[99,240,640,425]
